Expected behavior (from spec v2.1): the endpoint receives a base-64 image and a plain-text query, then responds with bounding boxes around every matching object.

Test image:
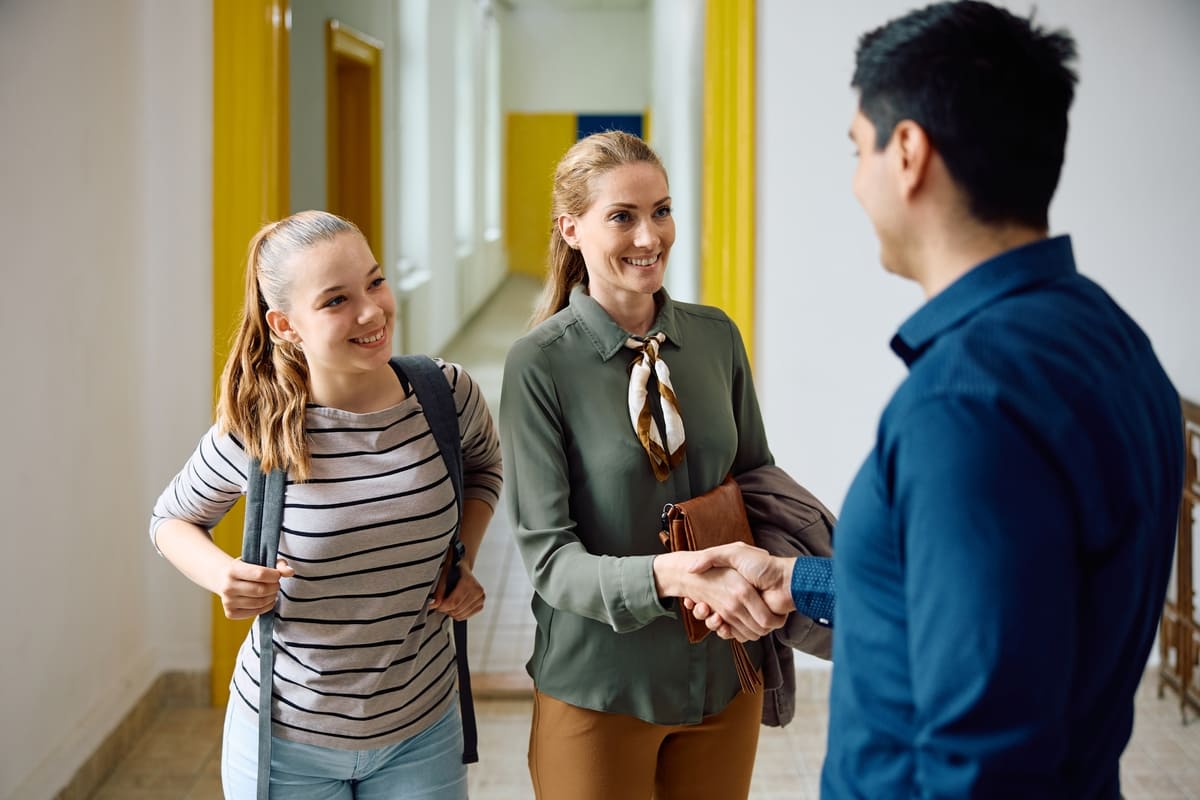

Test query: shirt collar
[890,234,1077,366]
[568,284,683,361]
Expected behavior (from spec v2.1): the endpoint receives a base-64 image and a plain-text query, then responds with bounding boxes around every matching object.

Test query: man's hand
[653,551,786,641]
[684,544,796,639]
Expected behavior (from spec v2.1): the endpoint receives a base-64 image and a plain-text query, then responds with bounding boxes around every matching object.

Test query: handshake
[654,543,798,643]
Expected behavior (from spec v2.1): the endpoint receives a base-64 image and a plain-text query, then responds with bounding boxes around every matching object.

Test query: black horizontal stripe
[243,680,455,741]
[278,580,434,604]
[198,442,243,488]
[292,450,441,486]
[290,549,443,583]
[267,666,453,729]
[187,460,240,499]
[284,472,451,512]
[267,638,453,700]
[310,428,434,460]
[305,406,423,434]
[277,605,423,626]
[278,524,454,565]
[265,659,455,724]
[256,620,442,676]
[280,496,456,538]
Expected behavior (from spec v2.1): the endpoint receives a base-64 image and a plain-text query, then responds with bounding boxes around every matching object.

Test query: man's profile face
[849,108,906,278]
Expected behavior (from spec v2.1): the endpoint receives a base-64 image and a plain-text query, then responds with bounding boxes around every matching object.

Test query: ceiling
[499,0,649,10]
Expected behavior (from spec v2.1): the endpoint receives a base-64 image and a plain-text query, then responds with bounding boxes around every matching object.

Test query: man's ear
[557,215,580,250]
[265,308,301,345]
[891,119,933,200]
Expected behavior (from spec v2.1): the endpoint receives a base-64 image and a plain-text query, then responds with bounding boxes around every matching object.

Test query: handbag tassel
[731,642,762,694]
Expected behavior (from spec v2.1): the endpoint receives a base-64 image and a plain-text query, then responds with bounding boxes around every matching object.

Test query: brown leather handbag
[660,475,763,694]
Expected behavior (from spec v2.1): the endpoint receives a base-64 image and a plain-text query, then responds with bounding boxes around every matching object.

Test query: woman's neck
[590,289,658,336]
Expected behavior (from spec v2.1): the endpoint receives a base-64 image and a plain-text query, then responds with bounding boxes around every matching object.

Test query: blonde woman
[500,132,782,799]
[151,211,501,798]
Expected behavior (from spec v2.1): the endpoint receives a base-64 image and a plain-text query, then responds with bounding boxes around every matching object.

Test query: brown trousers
[528,687,763,800]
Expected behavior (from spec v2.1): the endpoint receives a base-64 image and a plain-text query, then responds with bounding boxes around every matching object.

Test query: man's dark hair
[852,1,1078,229]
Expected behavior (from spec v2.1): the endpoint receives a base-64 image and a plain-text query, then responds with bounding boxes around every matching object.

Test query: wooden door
[326,21,382,260]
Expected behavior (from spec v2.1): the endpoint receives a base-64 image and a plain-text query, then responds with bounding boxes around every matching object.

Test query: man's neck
[914,220,1048,299]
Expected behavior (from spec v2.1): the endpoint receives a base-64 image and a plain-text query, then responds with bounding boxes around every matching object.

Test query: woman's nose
[633,219,660,248]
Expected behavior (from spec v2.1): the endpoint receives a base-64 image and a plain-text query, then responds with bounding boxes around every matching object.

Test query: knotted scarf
[626,333,686,481]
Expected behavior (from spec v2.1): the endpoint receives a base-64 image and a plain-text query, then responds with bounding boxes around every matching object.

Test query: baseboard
[41,669,209,800]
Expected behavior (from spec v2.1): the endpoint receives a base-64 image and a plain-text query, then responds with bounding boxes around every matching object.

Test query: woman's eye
[655,206,672,218]
[370,276,386,289]
[323,295,346,308]
[610,212,630,224]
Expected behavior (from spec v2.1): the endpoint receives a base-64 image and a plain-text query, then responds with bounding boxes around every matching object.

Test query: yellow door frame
[701,0,756,365]
[211,0,290,706]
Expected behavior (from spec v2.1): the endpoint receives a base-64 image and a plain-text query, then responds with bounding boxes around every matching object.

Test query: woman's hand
[216,558,295,620]
[430,561,486,621]
[653,551,785,641]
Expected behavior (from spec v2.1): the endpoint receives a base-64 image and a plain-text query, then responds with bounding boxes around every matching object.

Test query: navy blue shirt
[821,236,1183,799]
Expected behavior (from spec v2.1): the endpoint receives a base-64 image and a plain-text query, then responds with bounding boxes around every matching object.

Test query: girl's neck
[308,362,405,413]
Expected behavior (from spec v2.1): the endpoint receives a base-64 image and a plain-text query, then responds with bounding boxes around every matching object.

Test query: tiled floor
[85,672,1200,799]
[90,276,1200,798]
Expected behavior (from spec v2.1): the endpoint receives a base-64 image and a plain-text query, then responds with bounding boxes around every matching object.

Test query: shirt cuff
[791,555,835,627]
[600,554,672,632]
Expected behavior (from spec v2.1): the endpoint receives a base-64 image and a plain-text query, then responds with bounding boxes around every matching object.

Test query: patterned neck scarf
[626,333,686,481]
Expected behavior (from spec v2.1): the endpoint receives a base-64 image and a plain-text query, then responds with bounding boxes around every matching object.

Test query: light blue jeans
[221,700,469,799]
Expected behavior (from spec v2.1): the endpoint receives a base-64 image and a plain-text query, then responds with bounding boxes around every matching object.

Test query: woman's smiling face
[559,161,675,317]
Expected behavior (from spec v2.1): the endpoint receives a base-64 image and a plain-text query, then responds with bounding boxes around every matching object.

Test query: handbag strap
[389,355,478,764]
[241,459,286,800]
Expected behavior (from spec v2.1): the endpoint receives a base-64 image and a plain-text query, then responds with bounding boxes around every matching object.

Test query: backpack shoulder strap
[389,355,478,764]
[390,355,464,517]
[241,457,286,799]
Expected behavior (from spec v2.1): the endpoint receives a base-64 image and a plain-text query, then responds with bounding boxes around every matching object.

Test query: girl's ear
[265,309,301,345]
[558,215,581,250]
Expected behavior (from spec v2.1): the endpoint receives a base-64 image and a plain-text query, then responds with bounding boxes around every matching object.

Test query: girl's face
[559,161,674,316]
[267,231,395,382]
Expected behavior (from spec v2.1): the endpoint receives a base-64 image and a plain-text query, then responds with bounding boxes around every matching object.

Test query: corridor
[84,277,1200,799]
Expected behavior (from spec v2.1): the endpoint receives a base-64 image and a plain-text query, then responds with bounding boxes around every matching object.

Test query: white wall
[757,0,1200,516]
[0,1,213,797]
[649,0,705,303]
[501,6,649,113]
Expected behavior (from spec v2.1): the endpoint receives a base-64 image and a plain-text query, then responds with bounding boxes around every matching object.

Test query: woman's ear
[558,215,581,250]
[265,308,301,345]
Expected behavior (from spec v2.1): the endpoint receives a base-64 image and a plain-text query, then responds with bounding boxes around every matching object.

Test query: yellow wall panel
[505,113,576,279]
[211,0,290,706]
[702,0,756,365]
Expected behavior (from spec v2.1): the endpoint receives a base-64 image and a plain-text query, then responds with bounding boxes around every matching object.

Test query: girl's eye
[323,295,346,308]
[370,276,386,289]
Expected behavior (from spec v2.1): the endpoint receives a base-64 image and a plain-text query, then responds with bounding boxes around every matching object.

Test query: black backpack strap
[241,458,287,799]
[390,355,478,764]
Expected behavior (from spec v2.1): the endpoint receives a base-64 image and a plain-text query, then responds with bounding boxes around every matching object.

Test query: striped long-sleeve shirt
[151,360,502,750]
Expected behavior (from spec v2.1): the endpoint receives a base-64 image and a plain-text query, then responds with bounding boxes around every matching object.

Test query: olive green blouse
[499,285,772,724]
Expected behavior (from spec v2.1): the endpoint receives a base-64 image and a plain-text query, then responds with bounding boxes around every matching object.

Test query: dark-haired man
[823,1,1183,797]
